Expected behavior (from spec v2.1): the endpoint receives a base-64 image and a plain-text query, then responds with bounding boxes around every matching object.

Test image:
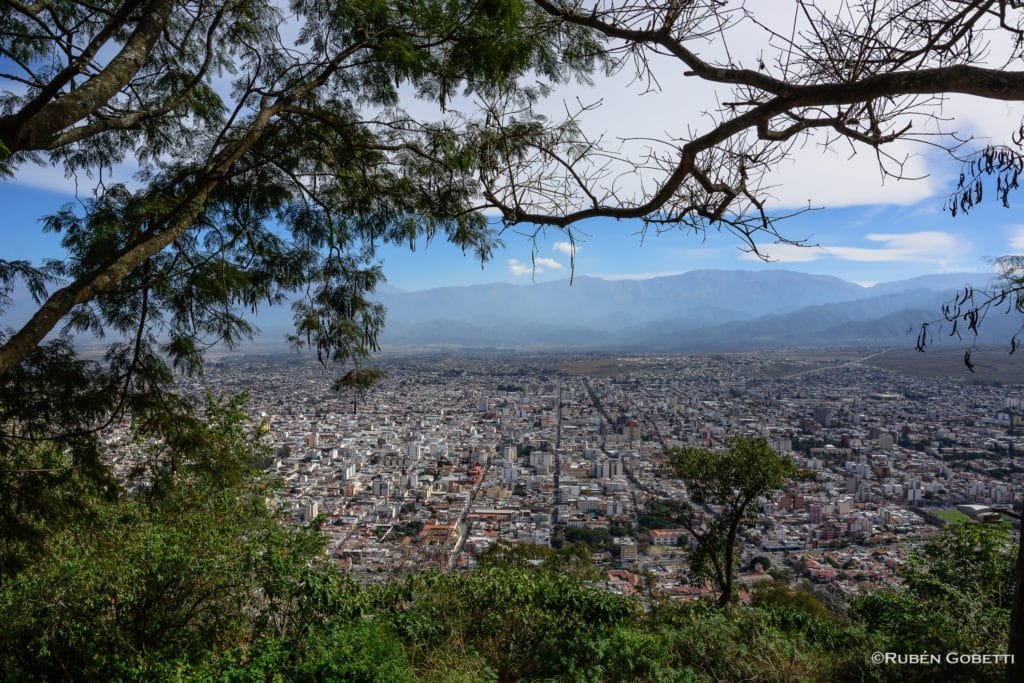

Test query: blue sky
[0,167,1018,293]
[5,2,1024,295]
[370,196,1014,291]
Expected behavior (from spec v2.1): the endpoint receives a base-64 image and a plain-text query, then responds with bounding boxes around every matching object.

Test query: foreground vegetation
[0,395,1013,682]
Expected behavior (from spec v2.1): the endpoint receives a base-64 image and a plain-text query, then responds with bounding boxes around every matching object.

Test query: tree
[666,436,798,607]
[918,255,1024,367]
[333,367,384,415]
[0,0,601,400]
[0,394,335,679]
[0,0,601,554]
[852,521,1014,682]
[450,2,1021,225]
[477,1,1024,357]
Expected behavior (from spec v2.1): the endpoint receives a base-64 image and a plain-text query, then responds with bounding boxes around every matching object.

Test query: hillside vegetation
[0,397,1012,682]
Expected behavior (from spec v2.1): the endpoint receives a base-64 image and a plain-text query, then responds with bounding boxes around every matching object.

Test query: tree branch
[0,0,173,155]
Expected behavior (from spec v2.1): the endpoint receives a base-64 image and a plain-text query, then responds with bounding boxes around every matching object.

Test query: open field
[932,508,970,525]
[559,346,1024,385]
[862,346,1024,385]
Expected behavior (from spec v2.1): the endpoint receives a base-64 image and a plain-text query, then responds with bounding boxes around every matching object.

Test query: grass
[933,508,970,525]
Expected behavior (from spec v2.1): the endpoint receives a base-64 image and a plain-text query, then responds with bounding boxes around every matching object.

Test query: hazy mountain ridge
[3,269,1007,352]
[372,270,1004,350]
[375,270,872,328]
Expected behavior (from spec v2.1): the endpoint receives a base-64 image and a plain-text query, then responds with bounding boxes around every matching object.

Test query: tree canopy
[0,0,606,588]
[6,1,1024,416]
[0,0,600,380]
[666,436,799,607]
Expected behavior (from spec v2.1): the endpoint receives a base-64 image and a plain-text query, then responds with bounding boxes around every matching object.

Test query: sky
[3,173,1017,292]
[366,197,1018,291]
[4,1,1024,293]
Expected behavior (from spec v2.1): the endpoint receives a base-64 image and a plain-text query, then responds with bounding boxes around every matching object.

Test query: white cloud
[507,259,534,276]
[742,231,964,265]
[1010,226,1024,251]
[766,144,936,208]
[6,157,142,195]
[831,232,959,262]
[4,163,78,194]
[553,241,577,256]
[742,243,828,263]
[534,257,564,270]
[507,257,564,276]
[592,270,687,280]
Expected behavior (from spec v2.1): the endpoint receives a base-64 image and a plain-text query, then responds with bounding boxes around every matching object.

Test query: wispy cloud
[741,231,964,265]
[553,241,577,257]
[1009,225,1024,250]
[508,259,533,276]
[591,270,687,280]
[534,257,564,270]
[508,257,564,276]
[740,243,826,262]
[7,158,141,194]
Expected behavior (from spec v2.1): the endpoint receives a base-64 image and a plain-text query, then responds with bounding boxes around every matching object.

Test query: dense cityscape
[105,350,1024,602]
[10,0,1024,677]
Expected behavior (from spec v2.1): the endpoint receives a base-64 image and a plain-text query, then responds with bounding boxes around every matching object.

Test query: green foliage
[0,438,112,579]
[334,367,386,413]
[0,395,328,680]
[290,619,415,683]
[667,436,799,509]
[666,436,799,606]
[647,598,878,682]
[639,499,689,531]
[563,525,614,551]
[384,520,424,540]
[379,567,637,682]
[476,539,598,579]
[608,519,634,537]
[851,522,1014,682]
[335,367,386,393]
[752,580,838,624]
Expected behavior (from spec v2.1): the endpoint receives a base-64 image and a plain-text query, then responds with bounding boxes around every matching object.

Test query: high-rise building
[303,500,319,522]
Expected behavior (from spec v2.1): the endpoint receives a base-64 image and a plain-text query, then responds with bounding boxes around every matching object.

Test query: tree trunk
[716,544,734,608]
[0,195,208,375]
[715,523,738,608]
[0,0,172,154]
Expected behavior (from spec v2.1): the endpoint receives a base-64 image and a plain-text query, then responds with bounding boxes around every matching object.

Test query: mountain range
[4,269,1016,352]
[362,269,1016,351]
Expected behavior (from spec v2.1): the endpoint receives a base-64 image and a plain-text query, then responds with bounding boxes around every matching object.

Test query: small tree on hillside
[667,436,798,608]
[332,367,384,415]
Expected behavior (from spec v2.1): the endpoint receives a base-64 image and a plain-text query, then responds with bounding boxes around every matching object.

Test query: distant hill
[374,270,871,329]
[5,269,1007,353]
[866,272,1000,296]
[365,270,1003,351]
